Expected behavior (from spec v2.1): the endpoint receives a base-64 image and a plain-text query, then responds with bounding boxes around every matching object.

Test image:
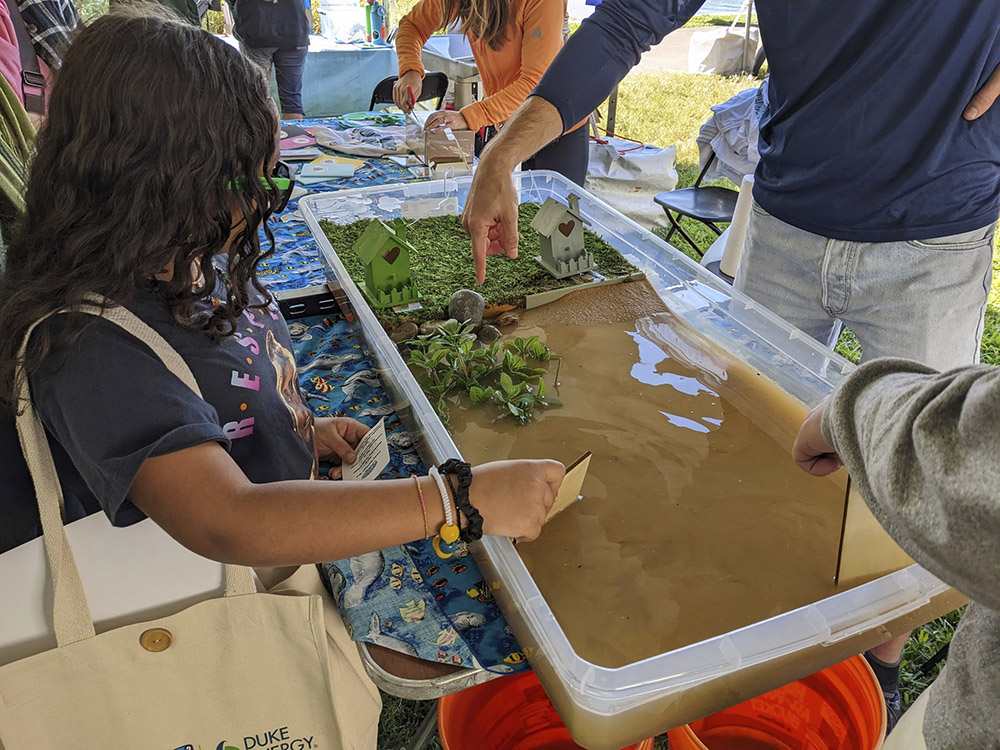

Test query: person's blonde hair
[440,0,510,51]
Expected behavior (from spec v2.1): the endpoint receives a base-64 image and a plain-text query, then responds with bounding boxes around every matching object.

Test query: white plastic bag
[585,138,678,230]
[688,25,761,76]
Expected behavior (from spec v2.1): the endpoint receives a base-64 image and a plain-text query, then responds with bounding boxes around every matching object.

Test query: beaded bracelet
[440,459,482,542]
[411,474,429,540]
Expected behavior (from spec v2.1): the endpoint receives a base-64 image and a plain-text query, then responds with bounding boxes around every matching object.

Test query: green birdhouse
[352,218,422,309]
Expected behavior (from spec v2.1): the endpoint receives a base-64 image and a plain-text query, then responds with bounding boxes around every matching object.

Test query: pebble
[448,289,485,328]
[494,311,520,328]
[389,321,419,343]
[477,324,502,344]
[419,319,449,336]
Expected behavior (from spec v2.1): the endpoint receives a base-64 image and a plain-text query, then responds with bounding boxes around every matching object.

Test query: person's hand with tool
[392,70,423,112]
[425,110,470,132]
[792,396,844,477]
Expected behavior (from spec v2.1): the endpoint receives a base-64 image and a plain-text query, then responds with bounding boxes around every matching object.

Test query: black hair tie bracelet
[440,459,482,542]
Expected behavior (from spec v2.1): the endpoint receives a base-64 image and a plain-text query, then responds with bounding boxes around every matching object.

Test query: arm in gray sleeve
[532,0,707,132]
[822,357,1000,611]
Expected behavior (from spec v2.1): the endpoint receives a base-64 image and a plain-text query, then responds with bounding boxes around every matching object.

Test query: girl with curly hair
[0,12,562,589]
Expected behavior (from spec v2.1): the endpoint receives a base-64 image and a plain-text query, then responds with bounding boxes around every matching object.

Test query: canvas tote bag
[0,299,378,749]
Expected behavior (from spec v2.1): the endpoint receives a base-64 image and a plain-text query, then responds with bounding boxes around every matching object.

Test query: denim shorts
[734,197,995,369]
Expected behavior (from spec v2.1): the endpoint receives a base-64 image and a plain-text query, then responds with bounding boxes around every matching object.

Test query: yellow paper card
[836,481,913,585]
[546,452,592,522]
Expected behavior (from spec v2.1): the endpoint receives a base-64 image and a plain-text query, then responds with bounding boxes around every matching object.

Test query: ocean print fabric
[290,311,527,674]
[260,116,417,294]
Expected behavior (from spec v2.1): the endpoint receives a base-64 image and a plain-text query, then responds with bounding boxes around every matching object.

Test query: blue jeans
[243,45,308,115]
[734,197,995,370]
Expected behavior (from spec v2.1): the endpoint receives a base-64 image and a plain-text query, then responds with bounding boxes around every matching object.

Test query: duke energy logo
[217,727,316,750]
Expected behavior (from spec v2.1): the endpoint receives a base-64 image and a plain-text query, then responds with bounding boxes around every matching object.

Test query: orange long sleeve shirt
[395,0,585,133]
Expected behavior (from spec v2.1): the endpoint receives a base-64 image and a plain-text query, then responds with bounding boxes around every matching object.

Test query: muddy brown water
[449,282,855,669]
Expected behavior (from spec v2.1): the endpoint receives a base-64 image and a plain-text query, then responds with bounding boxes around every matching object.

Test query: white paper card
[401,196,460,220]
[342,418,391,482]
[300,162,356,179]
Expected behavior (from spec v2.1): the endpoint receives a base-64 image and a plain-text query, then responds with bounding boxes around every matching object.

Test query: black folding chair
[369,72,449,111]
[654,151,740,257]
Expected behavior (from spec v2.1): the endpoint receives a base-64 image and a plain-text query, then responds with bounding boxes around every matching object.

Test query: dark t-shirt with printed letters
[1,283,316,552]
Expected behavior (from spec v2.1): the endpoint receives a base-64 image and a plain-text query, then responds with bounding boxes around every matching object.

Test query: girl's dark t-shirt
[1,287,316,552]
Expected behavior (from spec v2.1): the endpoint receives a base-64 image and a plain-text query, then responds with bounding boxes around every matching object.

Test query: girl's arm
[130,441,562,567]
[458,0,565,132]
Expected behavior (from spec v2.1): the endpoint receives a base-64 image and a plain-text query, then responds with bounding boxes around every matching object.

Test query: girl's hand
[393,70,423,112]
[470,460,564,542]
[425,110,470,132]
[315,417,370,478]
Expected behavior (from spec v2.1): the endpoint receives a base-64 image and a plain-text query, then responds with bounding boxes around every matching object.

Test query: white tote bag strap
[15,295,256,648]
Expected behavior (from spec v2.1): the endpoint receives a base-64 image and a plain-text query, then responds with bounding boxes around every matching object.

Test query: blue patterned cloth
[291,313,526,673]
[259,116,417,294]
[274,130,527,672]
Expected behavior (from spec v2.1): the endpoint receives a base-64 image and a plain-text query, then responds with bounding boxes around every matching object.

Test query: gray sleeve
[821,357,1000,611]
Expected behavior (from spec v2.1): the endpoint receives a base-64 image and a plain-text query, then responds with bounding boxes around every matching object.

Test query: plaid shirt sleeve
[17,0,79,68]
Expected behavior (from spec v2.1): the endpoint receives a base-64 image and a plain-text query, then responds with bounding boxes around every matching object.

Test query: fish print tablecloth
[282,244,526,670]
[260,115,418,294]
[272,118,525,672]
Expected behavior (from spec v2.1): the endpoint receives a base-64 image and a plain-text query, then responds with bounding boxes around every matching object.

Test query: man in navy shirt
[462,0,1000,741]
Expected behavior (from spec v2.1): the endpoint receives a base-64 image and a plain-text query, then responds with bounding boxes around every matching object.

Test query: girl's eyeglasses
[227,161,296,213]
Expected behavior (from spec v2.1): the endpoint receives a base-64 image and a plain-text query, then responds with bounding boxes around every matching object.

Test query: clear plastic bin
[299,171,963,749]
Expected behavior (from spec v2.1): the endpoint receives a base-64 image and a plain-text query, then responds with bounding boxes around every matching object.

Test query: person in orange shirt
[392,0,588,184]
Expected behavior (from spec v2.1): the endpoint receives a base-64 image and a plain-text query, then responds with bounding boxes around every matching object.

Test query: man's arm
[795,358,1000,611]
[462,97,564,283]
[533,0,705,132]
[463,0,706,283]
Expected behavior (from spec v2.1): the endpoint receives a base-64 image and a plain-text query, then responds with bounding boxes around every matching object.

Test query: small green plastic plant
[406,320,558,428]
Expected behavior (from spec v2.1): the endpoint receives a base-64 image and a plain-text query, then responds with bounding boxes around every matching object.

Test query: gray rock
[477,324,502,344]
[495,311,520,328]
[448,289,485,328]
[419,319,449,336]
[389,321,419,343]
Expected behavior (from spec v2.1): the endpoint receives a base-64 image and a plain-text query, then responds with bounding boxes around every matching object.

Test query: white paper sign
[342,418,391,482]
[401,196,460,220]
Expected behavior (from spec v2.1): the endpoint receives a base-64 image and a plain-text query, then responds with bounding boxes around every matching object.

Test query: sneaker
[885,687,903,733]
[863,651,904,734]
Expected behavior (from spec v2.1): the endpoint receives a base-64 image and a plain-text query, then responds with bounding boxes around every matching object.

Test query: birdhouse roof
[530,197,585,237]
[353,219,410,265]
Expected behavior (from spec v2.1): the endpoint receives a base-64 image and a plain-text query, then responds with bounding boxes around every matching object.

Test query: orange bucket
[438,670,655,750]
[667,656,887,750]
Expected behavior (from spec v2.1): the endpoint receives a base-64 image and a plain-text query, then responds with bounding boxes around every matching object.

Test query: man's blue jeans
[735,196,995,370]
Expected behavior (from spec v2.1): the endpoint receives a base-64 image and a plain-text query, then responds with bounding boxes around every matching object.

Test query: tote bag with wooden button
[0,300,377,749]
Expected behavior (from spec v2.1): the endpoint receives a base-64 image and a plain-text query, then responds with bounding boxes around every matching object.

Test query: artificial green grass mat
[320,203,638,325]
